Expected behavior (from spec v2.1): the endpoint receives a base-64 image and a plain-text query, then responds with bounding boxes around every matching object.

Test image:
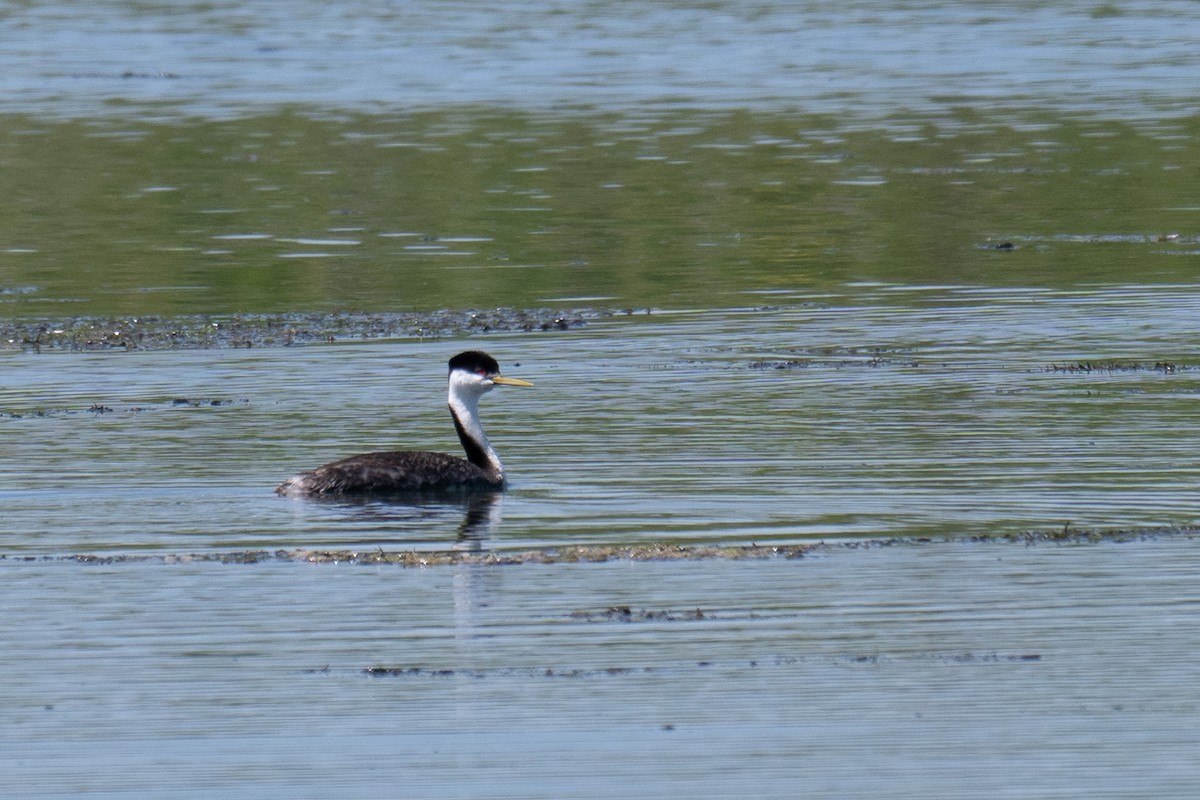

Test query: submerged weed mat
[6,525,1197,567]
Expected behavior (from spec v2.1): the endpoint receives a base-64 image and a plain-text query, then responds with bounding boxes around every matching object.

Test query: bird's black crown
[448,350,500,376]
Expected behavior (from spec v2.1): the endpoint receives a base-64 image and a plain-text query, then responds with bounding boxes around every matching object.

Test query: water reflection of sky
[5,1,1200,118]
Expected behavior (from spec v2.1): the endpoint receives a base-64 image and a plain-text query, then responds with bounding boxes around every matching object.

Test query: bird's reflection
[452,492,504,551]
[282,491,507,629]
[291,491,505,551]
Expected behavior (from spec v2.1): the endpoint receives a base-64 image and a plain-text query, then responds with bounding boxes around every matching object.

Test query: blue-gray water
[4,293,1200,555]
[3,2,1200,798]
[4,1,1199,119]
[5,540,1199,799]
[6,297,1200,798]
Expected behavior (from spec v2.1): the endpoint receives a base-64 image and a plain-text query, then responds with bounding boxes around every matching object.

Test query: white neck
[448,372,503,480]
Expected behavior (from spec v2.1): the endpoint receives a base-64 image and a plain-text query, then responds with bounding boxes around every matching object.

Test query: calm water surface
[3,288,1200,554]
[3,2,1200,797]
[3,0,1198,119]
[4,540,1199,798]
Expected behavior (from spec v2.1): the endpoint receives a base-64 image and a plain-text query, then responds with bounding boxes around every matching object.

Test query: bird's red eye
[477,369,488,377]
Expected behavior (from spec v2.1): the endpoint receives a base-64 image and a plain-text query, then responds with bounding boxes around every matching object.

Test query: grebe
[276,350,533,497]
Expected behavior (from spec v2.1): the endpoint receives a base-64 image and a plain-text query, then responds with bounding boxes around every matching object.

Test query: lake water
[4,292,1200,555]
[5,539,1199,799]
[3,2,1200,798]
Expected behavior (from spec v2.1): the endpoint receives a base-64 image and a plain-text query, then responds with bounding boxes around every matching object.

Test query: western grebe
[276,350,533,497]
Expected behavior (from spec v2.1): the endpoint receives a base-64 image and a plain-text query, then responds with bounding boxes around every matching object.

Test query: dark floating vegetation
[1042,361,1190,374]
[752,354,1192,376]
[361,650,1042,680]
[749,346,920,370]
[2,398,246,420]
[363,665,665,679]
[750,356,920,370]
[568,605,709,623]
[0,308,603,352]
[7,524,1195,567]
[975,233,1196,250]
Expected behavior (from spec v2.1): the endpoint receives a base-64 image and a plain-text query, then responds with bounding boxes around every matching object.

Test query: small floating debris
[567,606,707,623]
[69,70,180,80]
[1042,361,1188,374]
[750,347,919,370]
[363,664,661,679]
[750,357,920,370]
[2,398,246,420]
[171,398,238,408]
[121,70,179,79]
[360,651,1042,680]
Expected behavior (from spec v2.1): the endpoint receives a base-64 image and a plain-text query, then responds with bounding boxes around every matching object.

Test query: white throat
[447,371,503,479]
